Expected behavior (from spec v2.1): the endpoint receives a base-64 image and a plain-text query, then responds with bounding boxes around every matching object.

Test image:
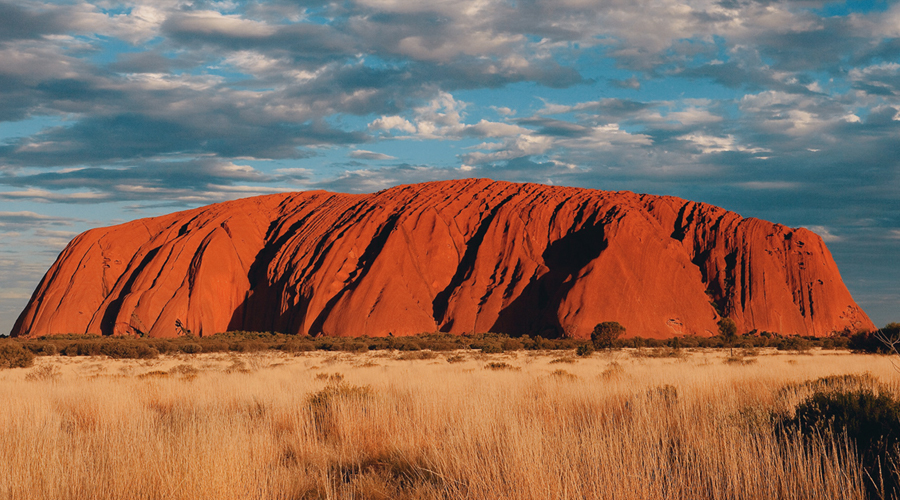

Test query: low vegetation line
[3,323,898,365]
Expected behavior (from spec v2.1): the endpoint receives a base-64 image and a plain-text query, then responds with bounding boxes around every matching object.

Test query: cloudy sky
[1,0,898,333]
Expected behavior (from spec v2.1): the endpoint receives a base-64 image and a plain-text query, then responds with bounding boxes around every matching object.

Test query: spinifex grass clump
[307,382,374,441]
[777,375,900,499]
[484,361,520,371]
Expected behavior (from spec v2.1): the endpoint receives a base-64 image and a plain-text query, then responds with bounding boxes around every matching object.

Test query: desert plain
[1,347,896,500]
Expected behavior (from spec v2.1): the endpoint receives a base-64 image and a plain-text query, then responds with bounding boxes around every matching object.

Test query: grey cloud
[677,58,821,95]
[0,211,78,232]
[0,45,105,120]
[853,82,898,97]
[0,2,70,41]
[163,3,587,87]
[0,160,270,190]
[313,157,588,196]
[0,11,583,168]
[310,164,465,193]
[279,64,422,116]
[0,80,40,121]
[517,118,591,137]
[307,159,583,195]
[257,49,583,100]
[0,159,304,206]
[530,98,653,122]
[586,100,655,121]
[486,0,615,44]
[162,13,358,66]
[107,52,195,74]
[679,61,776,91]
[0,115,199,166]
[850,65,900,97]
[33,78,126,110]
[852,39,900,68]
[29,228,81,249]
[410,59,584,90]
[348,150,396,160]
[463,93,898,221]
[0,114,364,167]
[756,18,860,72]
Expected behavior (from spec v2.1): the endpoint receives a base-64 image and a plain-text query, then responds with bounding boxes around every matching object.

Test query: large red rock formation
[11,179,874,339]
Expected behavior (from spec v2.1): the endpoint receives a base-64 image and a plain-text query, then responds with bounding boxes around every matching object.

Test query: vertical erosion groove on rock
[11,179,874,338]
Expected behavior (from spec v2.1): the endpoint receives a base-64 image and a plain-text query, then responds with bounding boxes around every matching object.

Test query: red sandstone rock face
[11,179,874,339]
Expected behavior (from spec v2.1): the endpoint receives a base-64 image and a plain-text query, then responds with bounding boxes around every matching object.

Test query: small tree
[875,322,900,371]
[591,321,626,350]
[718,317,738,355]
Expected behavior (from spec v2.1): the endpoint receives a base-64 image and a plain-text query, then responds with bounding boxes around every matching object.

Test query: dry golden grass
[0,348,896,499]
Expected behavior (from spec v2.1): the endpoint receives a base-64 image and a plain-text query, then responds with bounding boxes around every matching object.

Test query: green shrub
[229,340,267,352]
[22,342,57,355]
[337,341,368,352]
[776,336,811,352]
[0,342,35,369]
[527,335,553,350]
[282,339,315,352]
[314,339,335,351]
[849,331,886,353]
[198,340,229,353]
[417,339,458,351]
[180,343,202,354]
[778,385,900,499]
[634,347,685,359]
[717,317,737,339]
[151,341,175,354]
[591,321,626,350]
[576,343,594,356]
[469,336,505,352]
[478,343,503,354]
[501,338,524,351]
[98,341,158,359]
[395,340,423,351]
[65,342,102,356]
[671,335,702,348]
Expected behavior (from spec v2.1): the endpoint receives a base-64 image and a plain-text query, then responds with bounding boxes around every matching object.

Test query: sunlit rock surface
[12,179,874,338]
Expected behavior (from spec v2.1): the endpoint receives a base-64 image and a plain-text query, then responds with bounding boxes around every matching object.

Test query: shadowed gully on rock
[12,179,874,339]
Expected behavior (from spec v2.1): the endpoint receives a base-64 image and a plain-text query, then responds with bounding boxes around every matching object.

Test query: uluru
[11,179,874,339]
